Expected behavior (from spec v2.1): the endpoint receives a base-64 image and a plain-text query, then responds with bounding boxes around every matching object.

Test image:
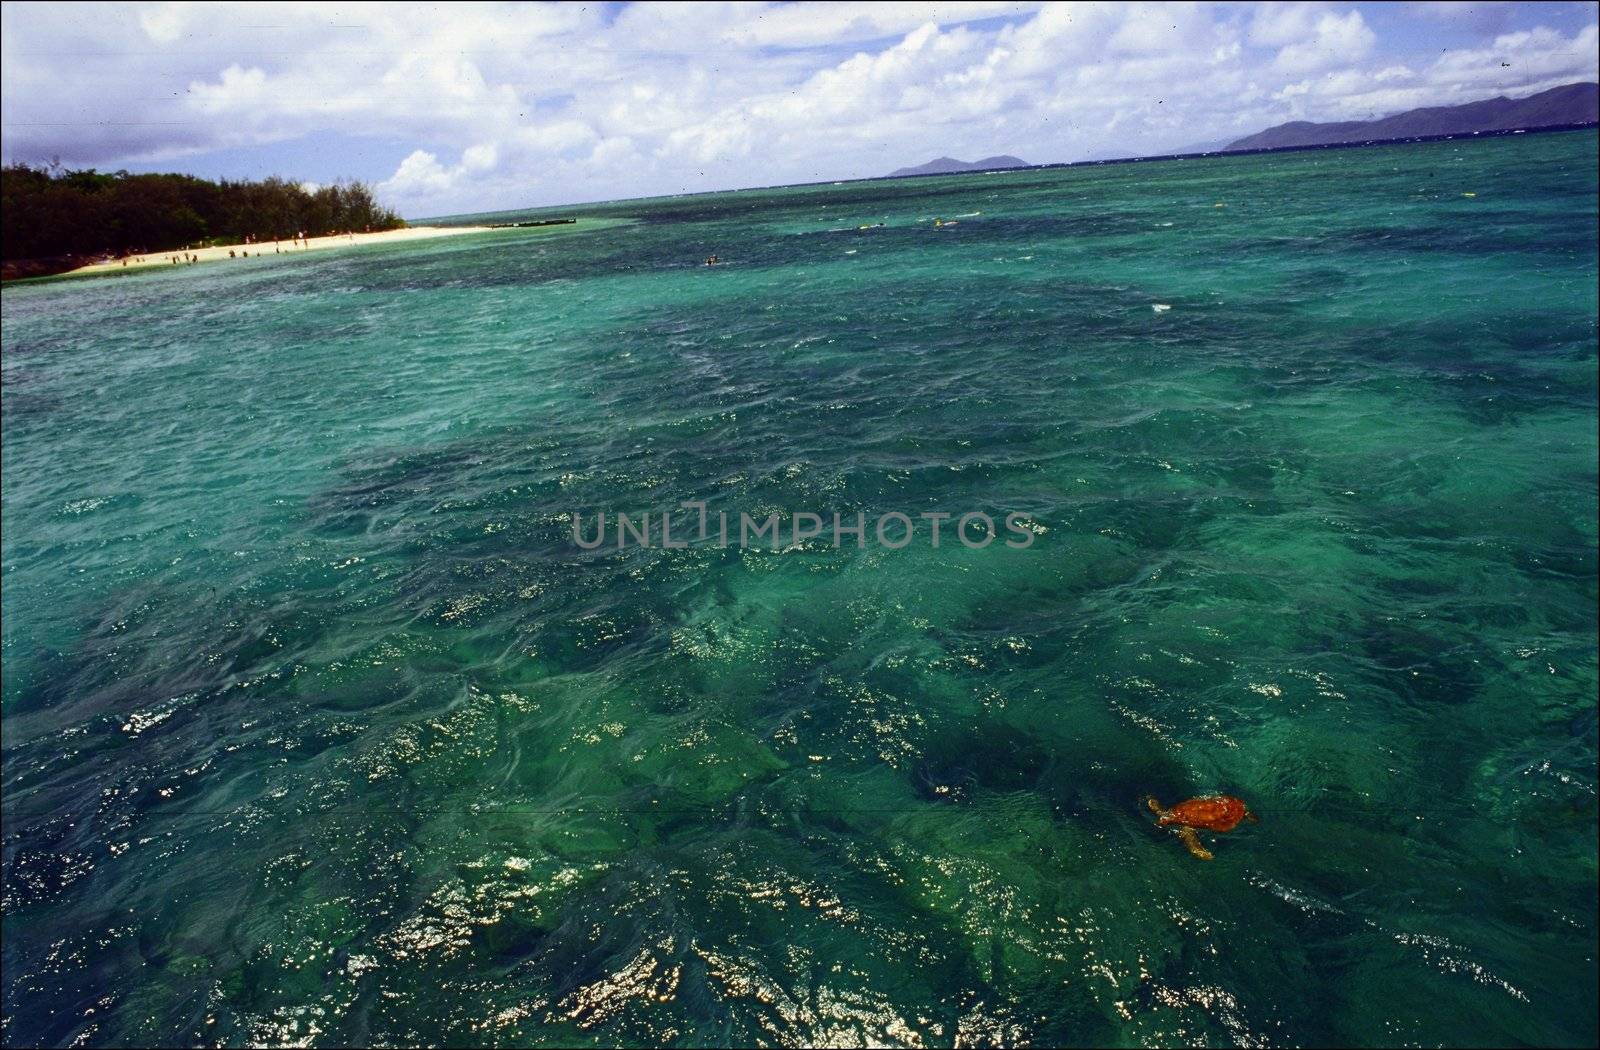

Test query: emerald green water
[2,132,1596,1047]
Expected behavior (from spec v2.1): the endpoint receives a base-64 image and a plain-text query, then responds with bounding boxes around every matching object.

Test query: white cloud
[380,149,457,197]
[3,2,1595,215]
[462,142,498,172]
[1248,2,1334,47]
[1274,21,1598,120]
[1271,10,1376,74]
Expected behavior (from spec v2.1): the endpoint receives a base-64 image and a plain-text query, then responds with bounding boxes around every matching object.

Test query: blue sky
[2,2,1595,217]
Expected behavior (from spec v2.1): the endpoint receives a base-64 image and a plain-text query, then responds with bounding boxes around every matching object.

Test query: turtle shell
[1159,795,1250,832]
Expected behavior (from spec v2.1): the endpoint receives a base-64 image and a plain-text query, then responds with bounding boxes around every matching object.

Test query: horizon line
[409,120,1600,224]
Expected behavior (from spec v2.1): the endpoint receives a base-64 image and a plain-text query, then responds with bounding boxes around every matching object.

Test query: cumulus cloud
[1270,10,1376,74]
[1275,21,1598,120]
[3,1,1595,215]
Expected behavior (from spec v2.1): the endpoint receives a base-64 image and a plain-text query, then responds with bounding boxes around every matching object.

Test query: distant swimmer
[705,254,720,266]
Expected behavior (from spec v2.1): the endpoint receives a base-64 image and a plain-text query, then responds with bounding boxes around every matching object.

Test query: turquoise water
[2,131,1596,1047]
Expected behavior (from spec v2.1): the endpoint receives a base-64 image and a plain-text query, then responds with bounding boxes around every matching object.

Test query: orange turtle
[1146,795,1258,860]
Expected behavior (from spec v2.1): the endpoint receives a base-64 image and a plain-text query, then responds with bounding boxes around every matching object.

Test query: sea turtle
[1146,795,1257,860]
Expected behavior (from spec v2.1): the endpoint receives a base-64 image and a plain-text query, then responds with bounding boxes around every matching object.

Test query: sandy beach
[64,224,493,276]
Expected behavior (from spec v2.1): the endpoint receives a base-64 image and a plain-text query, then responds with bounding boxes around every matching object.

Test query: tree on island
[0,165,405,263]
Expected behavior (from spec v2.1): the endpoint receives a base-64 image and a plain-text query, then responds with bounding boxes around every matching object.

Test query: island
[887,155,1030,178]
[1224,81,1597,151]
[2,166,410,280]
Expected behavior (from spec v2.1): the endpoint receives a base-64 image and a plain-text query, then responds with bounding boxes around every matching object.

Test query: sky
[2,1,1596,218]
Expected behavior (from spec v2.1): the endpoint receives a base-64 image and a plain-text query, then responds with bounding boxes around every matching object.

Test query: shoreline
[54,224,494,278]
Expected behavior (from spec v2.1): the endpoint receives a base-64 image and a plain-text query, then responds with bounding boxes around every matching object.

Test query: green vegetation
[0,165,404,262]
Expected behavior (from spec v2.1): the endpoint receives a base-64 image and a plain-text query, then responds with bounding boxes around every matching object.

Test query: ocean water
[2,131,1596,1047]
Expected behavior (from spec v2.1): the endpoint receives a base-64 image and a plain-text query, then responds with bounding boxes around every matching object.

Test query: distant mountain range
[883,83,1596,181]
[887,155,1029,177]
[1224,82,1597,151]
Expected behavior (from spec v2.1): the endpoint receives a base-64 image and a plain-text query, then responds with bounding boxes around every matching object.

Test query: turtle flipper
[1177,826,1213,861]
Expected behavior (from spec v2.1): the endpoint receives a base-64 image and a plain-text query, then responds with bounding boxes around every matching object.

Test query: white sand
[66,225,493,276]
